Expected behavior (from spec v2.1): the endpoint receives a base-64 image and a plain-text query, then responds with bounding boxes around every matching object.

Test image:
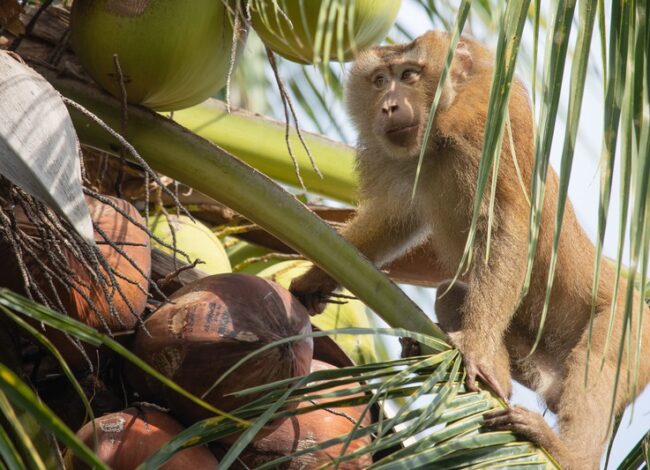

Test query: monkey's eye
[401,69,419,81]
[373,74,386,88]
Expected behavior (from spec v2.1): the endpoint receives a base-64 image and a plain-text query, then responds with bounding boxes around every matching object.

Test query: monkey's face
[346,31,473,160]
[347,47,429,158]
[367,61,425,153]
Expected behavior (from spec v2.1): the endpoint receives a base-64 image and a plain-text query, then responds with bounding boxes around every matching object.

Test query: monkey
[289,30,650,469]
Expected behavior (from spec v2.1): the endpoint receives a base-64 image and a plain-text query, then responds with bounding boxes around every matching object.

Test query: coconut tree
[0,0,648,468]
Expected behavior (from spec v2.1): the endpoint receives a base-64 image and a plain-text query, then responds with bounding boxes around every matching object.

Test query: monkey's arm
[290,201,427,313]
[435,280,513,398]
[340,201,428,266]
[450,209,528,400]
[433,88,532,399]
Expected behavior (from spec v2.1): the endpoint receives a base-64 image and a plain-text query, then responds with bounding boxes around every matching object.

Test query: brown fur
[290,31,650,469]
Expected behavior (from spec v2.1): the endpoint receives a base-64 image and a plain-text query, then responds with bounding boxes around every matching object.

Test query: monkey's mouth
[385,124,419,147]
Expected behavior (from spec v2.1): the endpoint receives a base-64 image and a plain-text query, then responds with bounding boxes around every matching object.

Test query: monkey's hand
[446,333,510,402]
[289,266,339,315]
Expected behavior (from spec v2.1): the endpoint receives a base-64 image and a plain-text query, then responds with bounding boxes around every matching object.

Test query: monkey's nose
[382,102,399,116]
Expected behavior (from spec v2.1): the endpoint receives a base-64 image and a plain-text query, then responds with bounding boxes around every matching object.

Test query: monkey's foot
[399,337,421,358]
[483,406,579,468]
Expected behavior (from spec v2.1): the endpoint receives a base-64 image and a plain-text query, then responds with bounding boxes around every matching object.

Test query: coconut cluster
[1,1,401,466]
[4,154,376,468]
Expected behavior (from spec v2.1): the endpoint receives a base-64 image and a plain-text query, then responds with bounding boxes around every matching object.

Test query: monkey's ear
[451,41,473,82]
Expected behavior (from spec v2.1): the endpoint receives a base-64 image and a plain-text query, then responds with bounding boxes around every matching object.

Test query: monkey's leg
[435,280,512,399]
[290,205,426,314]
[483,361,617,469]
[485,312,634,470]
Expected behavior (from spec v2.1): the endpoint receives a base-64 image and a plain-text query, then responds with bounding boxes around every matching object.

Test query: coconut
[73,196,151,331]
[127,273,313,425]
[148,213,231,275]
[70,0,243,111]
[250,0,401,64]
[2,195,152,331]
[217,359,372,469]
[225,240,272,275]
[67,406,218,469]
[259,261,377,365]
[0,195,150,365]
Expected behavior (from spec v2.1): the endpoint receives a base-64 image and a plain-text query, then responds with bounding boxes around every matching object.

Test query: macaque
[289,31,650,469]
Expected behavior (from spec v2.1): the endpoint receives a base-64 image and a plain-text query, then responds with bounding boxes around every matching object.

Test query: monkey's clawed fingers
[291,290,328,315]
[483,406,547,443]
[464,359,509,402]
[293,292,349,314]
[441,332,509,401]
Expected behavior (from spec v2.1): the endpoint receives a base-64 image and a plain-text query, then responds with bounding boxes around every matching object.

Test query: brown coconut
[0,195,151,366]
[67,406,218,469]
[127,273,313,425]
[217,359,372,469]
[71,195,151,331]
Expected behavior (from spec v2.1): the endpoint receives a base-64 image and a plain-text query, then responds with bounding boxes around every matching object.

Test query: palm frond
[0,289,244,426]
[0,351,106,469]
[450,0,530,282]
[136,330,558,469]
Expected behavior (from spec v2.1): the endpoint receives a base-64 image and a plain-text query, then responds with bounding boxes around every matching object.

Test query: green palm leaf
[135,330,557,469]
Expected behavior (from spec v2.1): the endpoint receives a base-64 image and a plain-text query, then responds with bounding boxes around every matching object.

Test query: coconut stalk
[171,100,357,203]
[36,68,441,342]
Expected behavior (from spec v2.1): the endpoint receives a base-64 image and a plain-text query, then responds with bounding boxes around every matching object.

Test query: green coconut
[226,239,274,275]
[250,0,401,64]
[259,260,377,364]
[70,0,243,111]
[148,213,231,275]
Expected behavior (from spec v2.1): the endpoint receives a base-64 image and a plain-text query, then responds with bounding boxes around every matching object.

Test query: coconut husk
[0,186,151,369]
[214,359,372,469]
[67,405,218,469]
[127,273,313,426]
